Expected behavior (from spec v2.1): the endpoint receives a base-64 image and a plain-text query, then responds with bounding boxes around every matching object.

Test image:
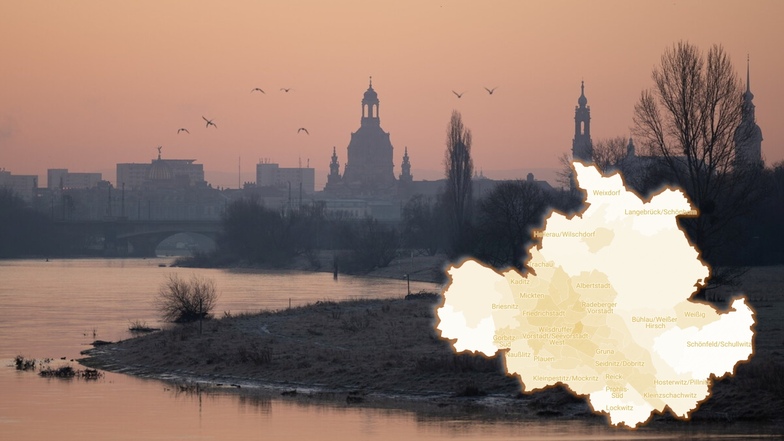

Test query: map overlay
[436,162,756,428]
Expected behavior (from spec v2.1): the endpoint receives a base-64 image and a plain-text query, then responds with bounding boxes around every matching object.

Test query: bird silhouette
[297,127,309,135]
[452,90,464,98]
[280,88,293,92]
[202,116,217,128]
[484,86,498,95]
[251,88,265,94]
[177,128,189,134]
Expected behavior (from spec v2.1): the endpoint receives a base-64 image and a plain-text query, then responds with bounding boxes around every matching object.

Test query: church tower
[572,81,593,163]
[327,146,341,186]
[734,57,763,168]
[399,147,412,182]
[341,78,396,195]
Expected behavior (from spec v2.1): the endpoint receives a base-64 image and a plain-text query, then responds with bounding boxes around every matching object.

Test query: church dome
[148,160,173,181]
[363,77,378,102]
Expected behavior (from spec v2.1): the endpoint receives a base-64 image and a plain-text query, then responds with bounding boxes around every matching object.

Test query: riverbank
[77,294,600,423]
[173,250,450,284]
[79,266,784,429]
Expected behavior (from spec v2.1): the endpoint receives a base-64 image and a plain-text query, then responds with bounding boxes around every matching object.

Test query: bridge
[53,219,222,257]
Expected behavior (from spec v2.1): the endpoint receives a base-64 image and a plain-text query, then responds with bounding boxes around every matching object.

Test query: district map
[436,162,756,428]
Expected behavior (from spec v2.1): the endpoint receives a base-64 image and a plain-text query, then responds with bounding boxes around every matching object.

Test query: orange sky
[1,0,782,189]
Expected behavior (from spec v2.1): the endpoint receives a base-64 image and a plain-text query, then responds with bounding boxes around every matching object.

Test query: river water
[0,259,777,440]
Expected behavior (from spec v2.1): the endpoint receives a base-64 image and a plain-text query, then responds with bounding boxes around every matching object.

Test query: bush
[338,217,399,273]
[15,355,36,371]
[156,274,219,323]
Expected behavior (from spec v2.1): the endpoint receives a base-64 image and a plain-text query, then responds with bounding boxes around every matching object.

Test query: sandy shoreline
[78,263,784,430]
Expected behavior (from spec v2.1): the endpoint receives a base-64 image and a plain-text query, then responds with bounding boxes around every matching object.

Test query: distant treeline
[0,188,55,258]
[0,188,100,258]
[2,163,783,272]
[724,164,784,266]
[187,197,399,274]
[176,162,784,275]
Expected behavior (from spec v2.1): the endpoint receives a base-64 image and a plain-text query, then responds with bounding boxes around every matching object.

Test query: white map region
[436,162,756,428]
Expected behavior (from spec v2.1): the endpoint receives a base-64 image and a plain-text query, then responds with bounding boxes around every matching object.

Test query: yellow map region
[436,162,756,428]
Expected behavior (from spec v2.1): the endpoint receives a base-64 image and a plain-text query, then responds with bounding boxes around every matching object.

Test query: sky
[1,0,782,189]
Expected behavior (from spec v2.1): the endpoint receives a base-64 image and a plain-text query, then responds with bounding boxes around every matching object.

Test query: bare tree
[632,41,762,291]
[444,110,474,257]
[592,137,631,174]
[555,152,575,190]
[156,274,219,323]
[338,217,398,273]
[476,180,549,270]
[593,136,663,195]
[401,195,445,256]
[556,137,631,189]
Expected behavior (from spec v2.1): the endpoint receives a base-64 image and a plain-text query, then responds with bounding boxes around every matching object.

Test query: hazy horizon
[83,165,562,191]
[2,1,782,190]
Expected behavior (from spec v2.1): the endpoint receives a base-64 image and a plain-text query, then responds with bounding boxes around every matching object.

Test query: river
[0,259,776,439]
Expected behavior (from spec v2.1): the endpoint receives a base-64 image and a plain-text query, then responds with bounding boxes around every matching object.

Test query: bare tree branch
[443,110,474,256]
[632,41,763,292]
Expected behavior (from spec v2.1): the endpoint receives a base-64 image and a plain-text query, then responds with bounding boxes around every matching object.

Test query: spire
[735,54,762,168]
[742,56,756,119]
[400,146,412,182]
[578,80,587,107]
[744,55,754,101]
[328,146,341,185]
[369,75,373,89]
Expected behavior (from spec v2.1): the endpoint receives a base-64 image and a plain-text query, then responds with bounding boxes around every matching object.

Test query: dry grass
[79,266,784,426]
[15,355,103,380]
[37,365,102,379]
[128,320,161,333]
[81,294,522,397]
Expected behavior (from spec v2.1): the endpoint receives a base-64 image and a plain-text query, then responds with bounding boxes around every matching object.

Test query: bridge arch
[88,220,222,257]
[52,219,223,257]
[154,232,218,257]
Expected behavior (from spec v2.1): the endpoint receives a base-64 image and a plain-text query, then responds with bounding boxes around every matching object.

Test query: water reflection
[0,259,781,439]
[3,363,782,440]
[235,393,273,415]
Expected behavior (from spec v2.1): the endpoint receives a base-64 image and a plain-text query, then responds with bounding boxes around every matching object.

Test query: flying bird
[202,116,217,128]
[251,88,265,94]
[297,127,309,135]
[452,90,464,98]
[177,128,189,134]
[280,87,293,92]
[484,86,498,95]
